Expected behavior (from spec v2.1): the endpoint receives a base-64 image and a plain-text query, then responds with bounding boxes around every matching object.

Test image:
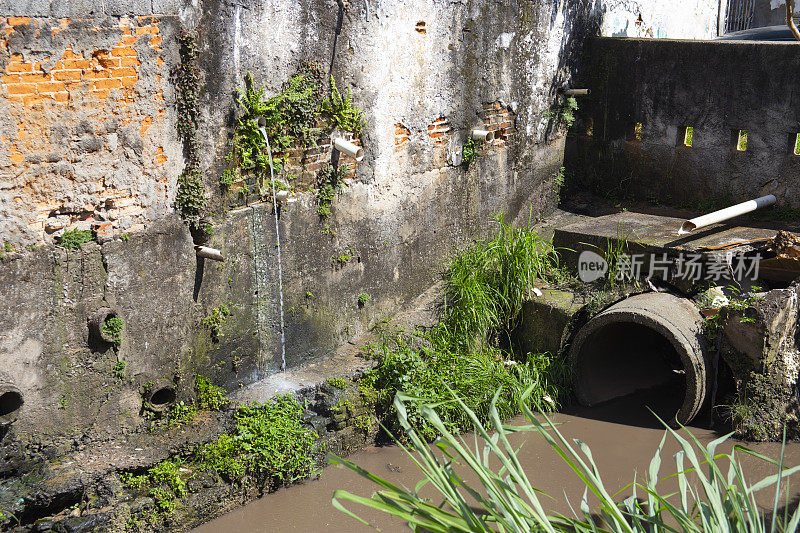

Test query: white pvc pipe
[195,245,225,261]
[563,88,590,96]
[333,138,364,161]
[471,129,495,142]
[678,195,776,235]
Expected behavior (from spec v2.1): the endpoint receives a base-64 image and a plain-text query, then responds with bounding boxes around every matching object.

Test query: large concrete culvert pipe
[568,293,710,425]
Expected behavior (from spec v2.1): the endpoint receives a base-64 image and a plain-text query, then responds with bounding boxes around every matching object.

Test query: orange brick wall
[0,16,175,246]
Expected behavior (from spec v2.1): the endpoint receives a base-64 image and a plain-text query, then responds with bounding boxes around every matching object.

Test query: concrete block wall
[567,37,800,208]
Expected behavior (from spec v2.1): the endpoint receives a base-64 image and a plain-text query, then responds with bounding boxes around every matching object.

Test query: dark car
[716,24,799,40]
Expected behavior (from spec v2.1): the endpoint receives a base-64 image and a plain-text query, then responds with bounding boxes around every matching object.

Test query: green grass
[332,388,800,532]
[59,228,94,250]
[360,213,567,441]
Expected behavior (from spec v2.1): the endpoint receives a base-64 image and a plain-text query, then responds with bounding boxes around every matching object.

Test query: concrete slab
[553,212,778,276]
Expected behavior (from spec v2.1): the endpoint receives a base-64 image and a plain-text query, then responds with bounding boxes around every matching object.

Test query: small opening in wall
[415,21,426,34]
[793,133,800,156]
[683,126,694,147]
[736,129,748,151]
[0,390,23,417]
[628,122,643,142]
[150,386,176,407]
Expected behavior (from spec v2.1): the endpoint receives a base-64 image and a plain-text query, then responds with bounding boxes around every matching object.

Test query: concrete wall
[599,0,724,39]
[566,37,800,207]
[0,0,723,454]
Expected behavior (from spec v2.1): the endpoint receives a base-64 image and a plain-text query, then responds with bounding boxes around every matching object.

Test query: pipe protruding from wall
[333,137,364,161]
[678,194,776,235]
[147,383,177,413]
[0,384,23,420]
[195,245,225,262]
[561,88,590,96]
[569,292,710,425]
[471,129,495,142]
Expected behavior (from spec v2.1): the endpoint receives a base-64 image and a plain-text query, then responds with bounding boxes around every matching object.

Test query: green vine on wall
[220,63,366,213]
[174,31,206,229]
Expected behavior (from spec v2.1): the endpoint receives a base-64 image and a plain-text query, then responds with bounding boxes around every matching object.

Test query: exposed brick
[52,92,69,103]
[136,26,159,35]
[2,74,21,84]
[93,88,110,99]
[52,70,82,81]
[19,73,49,83]
[8,17,31,26]
[63,59,92,69]
[84,69,111,79]
[112,67,138,78]
[120,76,138,88]
[6,83,36,95]
[120,57,141,68]
[37,81,66,93]
[119,35,138,46]
[22,95,43,106]
[6,62,33,73]
[62,48,82,60]
[94,78,122,89]
[111,47,138,57]
[149,36,163,47]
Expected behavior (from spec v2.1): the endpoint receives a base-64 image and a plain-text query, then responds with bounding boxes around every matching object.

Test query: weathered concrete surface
[566,37,800,208]
[718,285,800,441]
[512,287,584,357]
[599,0,723,39]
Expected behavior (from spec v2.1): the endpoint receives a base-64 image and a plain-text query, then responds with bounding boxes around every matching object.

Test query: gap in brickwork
[415,21,426,34]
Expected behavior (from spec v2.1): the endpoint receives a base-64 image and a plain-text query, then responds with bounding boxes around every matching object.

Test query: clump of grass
[361,213,566,441]
[332,388,800,532]
[59,228,94,250]
[197,394,320,485]
[112,361,126,380]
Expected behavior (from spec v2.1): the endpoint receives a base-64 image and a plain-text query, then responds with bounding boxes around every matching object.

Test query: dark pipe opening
[0,390,24,417]
[150,386,176,407]
[573,321,686,424]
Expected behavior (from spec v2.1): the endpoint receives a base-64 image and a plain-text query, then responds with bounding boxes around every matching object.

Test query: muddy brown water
[193,395,800,532]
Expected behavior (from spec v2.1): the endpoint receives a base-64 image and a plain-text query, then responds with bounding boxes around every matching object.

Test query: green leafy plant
[316,164,347,218]
[59,228,94,250]
[332,388,800,532]
[461,136,476,168]
[321,76,365,135]
[194,374,229,410]
[333,251,352,265]
[197,394,320,485]
[102,316,124,345]
[168,401,196,427]
[120,233,130,242]
[174,31,205,229]
[123,458,187,514]
[326,376,348,389]
[202,304,230,341]
[357,293,371,306]
[112,360,126,380]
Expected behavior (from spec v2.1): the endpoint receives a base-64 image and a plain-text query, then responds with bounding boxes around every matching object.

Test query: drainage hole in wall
[0,390,24,417]
[415,21,426,34]
[150,386,177,407]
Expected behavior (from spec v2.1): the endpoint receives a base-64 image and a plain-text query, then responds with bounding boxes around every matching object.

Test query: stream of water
[192,397,800,532]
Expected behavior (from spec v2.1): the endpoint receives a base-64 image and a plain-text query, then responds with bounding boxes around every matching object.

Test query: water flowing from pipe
[259,126,286,371]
